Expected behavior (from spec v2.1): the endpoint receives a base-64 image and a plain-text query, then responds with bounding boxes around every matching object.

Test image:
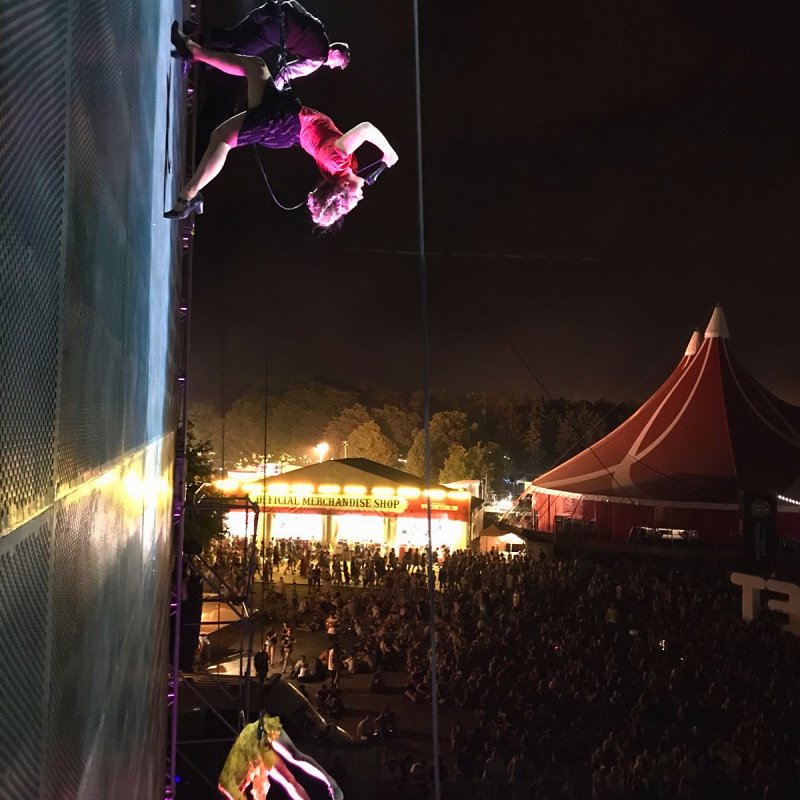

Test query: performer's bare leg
[185,40,271,108]
[168,41,270,208]
[178,112,246,201]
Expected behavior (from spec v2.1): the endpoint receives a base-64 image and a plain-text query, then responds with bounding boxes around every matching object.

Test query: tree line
[189,381,637,492]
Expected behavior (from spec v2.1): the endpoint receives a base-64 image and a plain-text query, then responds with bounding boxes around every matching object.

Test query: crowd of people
[207,537,431,597]
[261,538,432,590]
[206,537,800,799]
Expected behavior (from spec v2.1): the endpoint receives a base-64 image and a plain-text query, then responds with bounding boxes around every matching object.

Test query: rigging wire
[347,246,601,262]
[252,145,306,211]
[219,254,227,475]
[260,273,272,644]
[410,0,442,797]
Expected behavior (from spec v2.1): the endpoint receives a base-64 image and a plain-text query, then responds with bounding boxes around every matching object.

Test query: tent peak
[704,304,729,339]
[684,328,702,357]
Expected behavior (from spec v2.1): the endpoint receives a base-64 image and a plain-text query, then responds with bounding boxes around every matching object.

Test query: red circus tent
[519,306,800,549]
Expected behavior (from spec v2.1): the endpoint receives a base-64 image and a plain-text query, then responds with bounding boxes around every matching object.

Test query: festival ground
[183,566,469,791]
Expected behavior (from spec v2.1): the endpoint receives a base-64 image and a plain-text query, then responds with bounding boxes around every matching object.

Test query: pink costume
[298,107,358,179]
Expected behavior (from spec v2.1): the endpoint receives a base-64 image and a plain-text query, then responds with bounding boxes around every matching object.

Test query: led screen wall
[0,1,183,797]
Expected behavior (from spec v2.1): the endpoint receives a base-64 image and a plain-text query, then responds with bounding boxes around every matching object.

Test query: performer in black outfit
[198,0,349,87]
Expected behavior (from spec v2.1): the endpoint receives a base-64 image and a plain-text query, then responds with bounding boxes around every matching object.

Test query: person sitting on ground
[375,705,398,738]
[342,647,357,674]
[166,24,397,228]
[291,654,310,679]
[356,712,377,741]
[404,672,432,704]
[409,757,428,786]
[404,676,423,704]
[322,681,343,718]
[329,682,342,708]
[316,682,331,710]
[344,646,370,674]
[370,665,387,693]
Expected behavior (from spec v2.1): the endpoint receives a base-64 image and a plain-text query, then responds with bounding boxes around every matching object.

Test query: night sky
[188,1,800,409]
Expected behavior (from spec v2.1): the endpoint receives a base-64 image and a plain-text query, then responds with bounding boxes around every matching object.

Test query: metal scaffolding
[167,2,201,795]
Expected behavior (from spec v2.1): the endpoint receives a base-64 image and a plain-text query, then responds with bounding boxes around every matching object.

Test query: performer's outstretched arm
[335,122,398,166]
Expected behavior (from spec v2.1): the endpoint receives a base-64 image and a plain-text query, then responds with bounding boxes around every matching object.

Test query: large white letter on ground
[730,573,800,636]
[730,572,765,622]
[765,579,800,636]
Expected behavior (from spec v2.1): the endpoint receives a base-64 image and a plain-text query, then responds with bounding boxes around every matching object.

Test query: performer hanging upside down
[218,714,342,800]
[165,25,397,229]
[197,0,350,88]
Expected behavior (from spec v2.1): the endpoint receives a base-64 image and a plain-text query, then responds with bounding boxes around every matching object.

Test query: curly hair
[307,174,363,230]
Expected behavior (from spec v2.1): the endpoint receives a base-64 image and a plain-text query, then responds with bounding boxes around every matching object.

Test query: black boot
[171,20,193,60]
[164,193,204,219]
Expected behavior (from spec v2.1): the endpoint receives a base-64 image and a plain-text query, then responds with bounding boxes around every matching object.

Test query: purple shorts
[237,82,302,149]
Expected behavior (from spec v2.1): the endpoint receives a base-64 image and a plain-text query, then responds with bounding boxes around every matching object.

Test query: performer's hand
[382,149,399,168]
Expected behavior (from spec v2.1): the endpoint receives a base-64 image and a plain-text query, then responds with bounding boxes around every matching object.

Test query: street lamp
[314,442,329,462]
[342,440,349,458]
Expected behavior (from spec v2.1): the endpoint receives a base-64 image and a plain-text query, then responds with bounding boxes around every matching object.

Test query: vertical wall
[0,1,183,798]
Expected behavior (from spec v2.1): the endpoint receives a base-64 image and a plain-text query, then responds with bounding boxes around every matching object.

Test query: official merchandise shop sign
[257,492,469,519]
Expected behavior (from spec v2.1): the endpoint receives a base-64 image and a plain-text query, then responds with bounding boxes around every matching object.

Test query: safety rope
[219,255,227,473]
[411,0,442,796]
[252,145,306,211]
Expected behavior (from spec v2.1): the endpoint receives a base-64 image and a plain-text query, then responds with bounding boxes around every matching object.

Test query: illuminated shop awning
[233,458,478,521]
